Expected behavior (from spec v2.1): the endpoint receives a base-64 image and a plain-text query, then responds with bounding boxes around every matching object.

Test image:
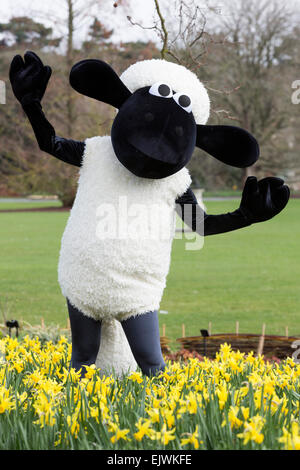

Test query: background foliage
[0,0,299,204]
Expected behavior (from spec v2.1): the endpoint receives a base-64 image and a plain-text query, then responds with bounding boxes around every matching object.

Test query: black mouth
[126,139,178,165]
[126,132,182,164]
[123,139,179,179]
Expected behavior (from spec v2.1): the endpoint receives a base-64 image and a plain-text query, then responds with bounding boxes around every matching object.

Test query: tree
[0,16,61,48]
[125,0,299,190]
[0,5,160,203]
[212,0,296,183]
[82,18,113,52]
[127,0,222,71]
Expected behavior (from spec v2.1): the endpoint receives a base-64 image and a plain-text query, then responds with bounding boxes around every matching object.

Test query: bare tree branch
[153,0,169,59]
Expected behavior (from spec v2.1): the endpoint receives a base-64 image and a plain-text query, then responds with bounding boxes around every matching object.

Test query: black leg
[67,299,102,377]
[121,311,165,377]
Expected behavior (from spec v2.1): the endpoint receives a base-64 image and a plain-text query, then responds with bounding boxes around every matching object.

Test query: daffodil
[82,364,97,380]
[66,414,80,438]
[237,416,265,445]
[128,371,143,384]
[222,406,243,429]
[33,394,57,428]
[146,407,160,423]
[241,407,250,421]
[0,386,15,413]
[217,383,228,410]
[109,422,131,444]
[181,425,201,449]
[278,422,300,450]
[133,418,153,441]
[2,335,300,450]
[150,424,176,445]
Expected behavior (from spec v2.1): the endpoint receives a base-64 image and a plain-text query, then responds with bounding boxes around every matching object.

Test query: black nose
[144,112,154,122]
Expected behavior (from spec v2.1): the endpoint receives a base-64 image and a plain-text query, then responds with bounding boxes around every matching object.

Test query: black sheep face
[69,59,260,179]
[111,84,197,179]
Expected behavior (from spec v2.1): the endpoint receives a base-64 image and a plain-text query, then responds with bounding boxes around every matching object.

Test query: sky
[0,0,299,47]
[0,0,159,44]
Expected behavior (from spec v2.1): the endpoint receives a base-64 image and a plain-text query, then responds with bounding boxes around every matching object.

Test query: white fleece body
[58,135,191,321]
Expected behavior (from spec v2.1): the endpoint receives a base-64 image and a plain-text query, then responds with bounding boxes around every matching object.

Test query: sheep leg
[121,311,166,377]
[67,299,102,378]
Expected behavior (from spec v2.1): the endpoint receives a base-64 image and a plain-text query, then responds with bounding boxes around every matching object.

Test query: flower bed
[0,336,300,450]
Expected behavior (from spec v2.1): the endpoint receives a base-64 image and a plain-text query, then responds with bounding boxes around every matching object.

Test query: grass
[0,200,62,210]
[203,190,242,198]
[0,199,299,349]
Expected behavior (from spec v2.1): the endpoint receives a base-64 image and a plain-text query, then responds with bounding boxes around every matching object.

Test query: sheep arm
[176,188,251,236]
[22,100,84,167]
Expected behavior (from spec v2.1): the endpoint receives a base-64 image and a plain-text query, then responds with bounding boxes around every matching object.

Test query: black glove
[239,176,290,224]
[9,51,52,106]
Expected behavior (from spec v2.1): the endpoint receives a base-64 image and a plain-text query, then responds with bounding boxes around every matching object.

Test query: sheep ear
[196,125,259,168]
[69,59,132,109]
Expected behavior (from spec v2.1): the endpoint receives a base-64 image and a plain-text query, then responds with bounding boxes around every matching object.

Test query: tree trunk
[243,165,255,185]
[66,0,75,137]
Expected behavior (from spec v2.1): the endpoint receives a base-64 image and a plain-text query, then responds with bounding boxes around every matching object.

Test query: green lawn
[0,199,299,349]
[0,200,62,210]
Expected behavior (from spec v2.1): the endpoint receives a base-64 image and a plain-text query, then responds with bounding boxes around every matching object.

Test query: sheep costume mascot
[9,51,290,378]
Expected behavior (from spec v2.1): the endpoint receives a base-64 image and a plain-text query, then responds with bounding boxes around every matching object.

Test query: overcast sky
[0,0,159,44]
[0,0,299,46]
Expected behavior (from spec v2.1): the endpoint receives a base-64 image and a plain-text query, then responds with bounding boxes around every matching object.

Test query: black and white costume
[9,52,290,377]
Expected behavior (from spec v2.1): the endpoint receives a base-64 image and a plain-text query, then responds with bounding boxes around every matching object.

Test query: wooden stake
[257,335,265,356]
[285,326,289,338]
[236,321,239,336]
[182,324,185,338]
[208,322,212,336]
[67,318,70,330]
[162,324,166,337]
[41,317,45,329]
[257,324,266,356]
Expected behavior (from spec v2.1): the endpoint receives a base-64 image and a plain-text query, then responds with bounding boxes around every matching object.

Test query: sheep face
[111,85,197,179]
[70,58,260,173]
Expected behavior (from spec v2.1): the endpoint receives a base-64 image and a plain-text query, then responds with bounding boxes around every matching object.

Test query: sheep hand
[9,51,52,106]
[239,176,290,224]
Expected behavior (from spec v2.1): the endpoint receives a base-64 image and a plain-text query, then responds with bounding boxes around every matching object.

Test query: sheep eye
[149,82,172,98]
[173,92,192,113]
